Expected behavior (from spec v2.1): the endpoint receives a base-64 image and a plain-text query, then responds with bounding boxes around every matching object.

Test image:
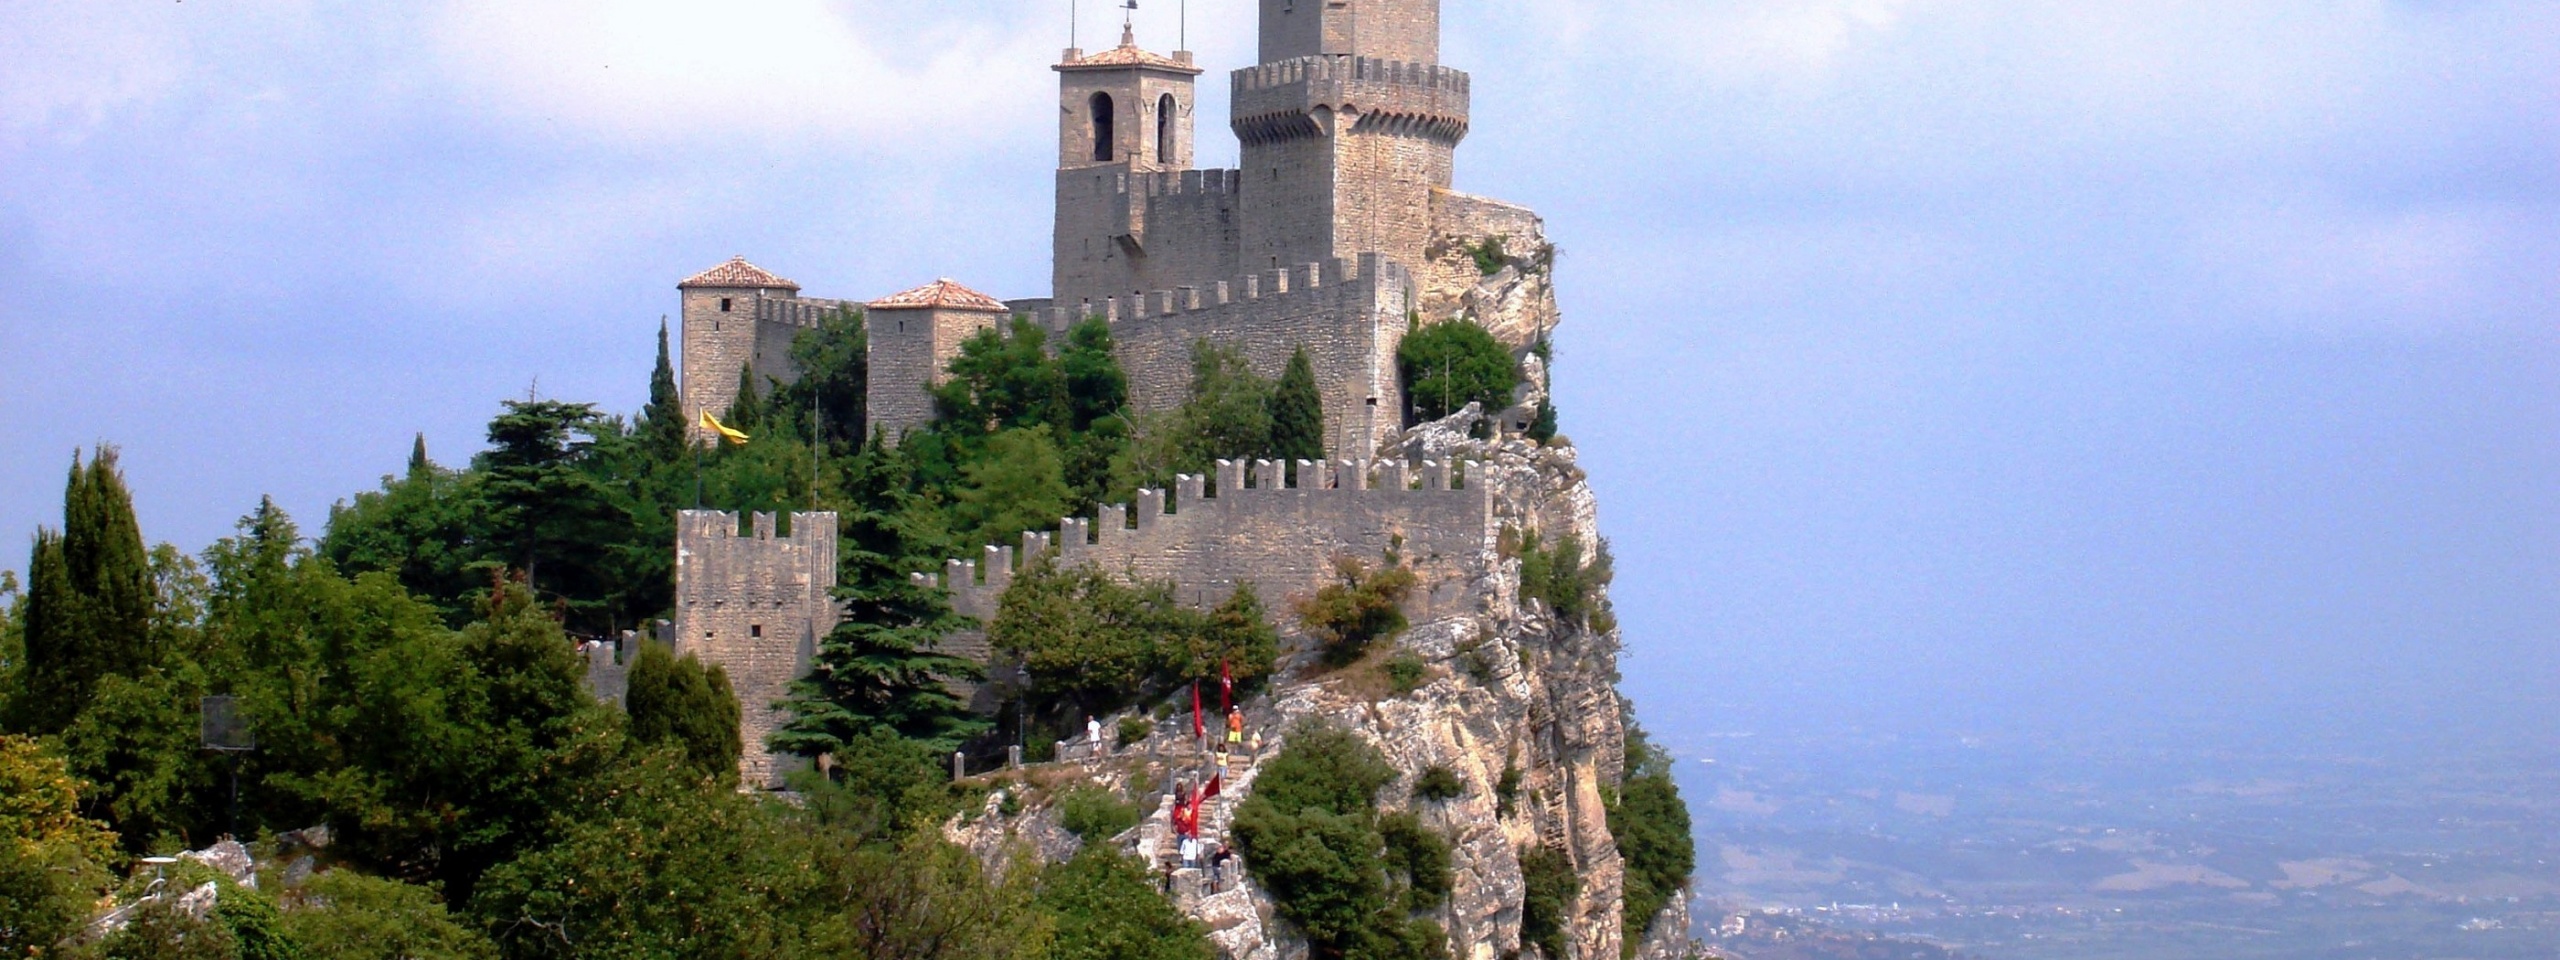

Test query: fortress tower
[1052,25,1241,308]
[863,279,1011,441]
[679,258,802,444]
[1235,0,1467,273]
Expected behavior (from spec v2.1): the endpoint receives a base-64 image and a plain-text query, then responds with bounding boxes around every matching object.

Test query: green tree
[638,320,689,462]
[475,401,635,627]
[0,735,117,957]
[1607,723,1693,953]
[951,427,1074,551]
[0,572,18,722]
[934,319,1068,431]
[1517,846,1579,960]
[771,306,871,454]
[1397,321,1517,424]
[726,366,769,433]
[1268,347,1326,464]
[1058,318,1127,433]
[280,871,496,960]
[1115,342,1276,494]
[776,438,985,758]
[321,444,488,627]
[623,642,744,787]
[1032,849,1214,960]
[797,831,1050,960]
[470,752,804,960]
[12,449,156,735]
[1229,723,1446,960]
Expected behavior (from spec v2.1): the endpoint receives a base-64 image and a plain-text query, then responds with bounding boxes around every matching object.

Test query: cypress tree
[641,320,688,460]
[725,366,766,432]
[1527,399,1558,443]
[406,433,432,478]
[9,531,75,734]
[625,641,744,786]
[63,449,152,677]
[1268,347,1325,463]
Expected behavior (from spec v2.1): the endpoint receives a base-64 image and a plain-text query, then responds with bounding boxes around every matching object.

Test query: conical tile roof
[680,256,799,290]
[868,279,1010,313]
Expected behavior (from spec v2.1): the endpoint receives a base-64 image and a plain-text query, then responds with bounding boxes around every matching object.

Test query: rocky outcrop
[949,434,1686,960]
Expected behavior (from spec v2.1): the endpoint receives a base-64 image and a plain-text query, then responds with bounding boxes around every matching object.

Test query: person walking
[1086,715,1103,758]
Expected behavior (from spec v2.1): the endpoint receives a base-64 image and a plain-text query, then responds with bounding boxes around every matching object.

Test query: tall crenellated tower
[1234,0,1468,273]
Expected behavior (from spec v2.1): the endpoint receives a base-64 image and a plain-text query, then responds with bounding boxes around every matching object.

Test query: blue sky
[5,1,2554,748]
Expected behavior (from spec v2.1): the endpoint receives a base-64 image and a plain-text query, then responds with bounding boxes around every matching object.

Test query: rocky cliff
[950,425,1689,960]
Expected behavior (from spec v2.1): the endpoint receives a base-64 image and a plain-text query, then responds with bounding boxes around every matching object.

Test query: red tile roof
[868,279,1010,313]
[1057,27,1201,74]
[680,256,799,290]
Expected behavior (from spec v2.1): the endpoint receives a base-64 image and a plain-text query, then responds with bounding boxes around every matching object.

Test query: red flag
[1192,682,1206,741]
[1221,661,1233,712]
[1202,771,1223,802]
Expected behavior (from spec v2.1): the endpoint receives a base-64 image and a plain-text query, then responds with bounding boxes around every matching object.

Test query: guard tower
[1234,0,1469,272]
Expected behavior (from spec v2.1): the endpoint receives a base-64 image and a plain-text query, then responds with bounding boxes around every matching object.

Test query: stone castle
[657,7,1687,957]
[670,0,1570,790]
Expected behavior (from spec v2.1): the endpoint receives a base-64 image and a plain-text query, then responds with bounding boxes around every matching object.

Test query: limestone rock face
[951,438,1689,960]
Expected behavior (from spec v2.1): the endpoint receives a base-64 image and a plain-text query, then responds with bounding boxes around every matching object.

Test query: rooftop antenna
[1070,0,1077,49]
[1123,0,1139,45]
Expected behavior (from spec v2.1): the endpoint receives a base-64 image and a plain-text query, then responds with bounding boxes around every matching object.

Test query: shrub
[1519,845,1580,960]
[993,565,1279,723]
[1517,531,1614,627]
[624,641,744,787]
[1495,760,1522,818]
[1468,237,1508,276]
[1399,320,1518,424]
[1295,556,1417,668]
[1116,716,1155,748]
[1230,723,1449,960]
[1610,724,1696,953]
[1385,652,1427,696]
[1057,787,1141,844]
[282,870,497,960]
[1033,849,1216,960]
[1414,766,1466,802]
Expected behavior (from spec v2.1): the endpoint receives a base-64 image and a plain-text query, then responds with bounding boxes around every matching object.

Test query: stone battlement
[917,456,1492,623]
[1040,253,1401,329]
[672,510,840,789]
[1232,56,1471,146]
[751,296,852,329]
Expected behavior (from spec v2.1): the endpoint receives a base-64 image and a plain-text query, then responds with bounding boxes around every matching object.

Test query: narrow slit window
[1157,94,1177,164]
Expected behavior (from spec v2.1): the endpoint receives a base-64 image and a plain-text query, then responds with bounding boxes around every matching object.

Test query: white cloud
[426,0,1063,148]
[0,3,192,145]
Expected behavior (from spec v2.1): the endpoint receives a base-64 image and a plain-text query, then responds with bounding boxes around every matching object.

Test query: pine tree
[776,436,987,757]
[641,320,688,461]
[1268,347,1325,463]
[624,641,744,787]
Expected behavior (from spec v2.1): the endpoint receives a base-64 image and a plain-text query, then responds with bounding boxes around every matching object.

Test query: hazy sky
[5,1,2553,748]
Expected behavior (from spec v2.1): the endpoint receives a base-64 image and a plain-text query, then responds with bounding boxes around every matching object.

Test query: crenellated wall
[1038,252,1415,454]
[1055,168,1246,311]
[916,456,1492,628]
[672,510,840,789]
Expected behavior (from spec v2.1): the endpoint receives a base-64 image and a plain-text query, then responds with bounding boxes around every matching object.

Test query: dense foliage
[989,562,1279,725]
[623,641,744,786]
[1230,723,1451,960]
[1397,321,1517,425]
[1608,724,1694,954]
[1517,845,1579,960]
[1515,531,1615,630]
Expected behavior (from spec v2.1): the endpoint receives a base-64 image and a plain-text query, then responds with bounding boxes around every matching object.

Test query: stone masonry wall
[1037,253,1416,456]
[672,510,840,789]
[1055,168,1245,311]
[1258,0,1442,64]
[921,456,1493,625]
[680,291,844,444]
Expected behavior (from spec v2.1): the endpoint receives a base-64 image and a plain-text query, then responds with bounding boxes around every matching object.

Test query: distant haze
[4,2,2553,749]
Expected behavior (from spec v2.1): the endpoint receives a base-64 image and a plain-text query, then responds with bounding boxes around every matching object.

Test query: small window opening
[720,297,732,312]
[1090,92,1116,162]
[750,624,764,639]
[1157,94,1178,164]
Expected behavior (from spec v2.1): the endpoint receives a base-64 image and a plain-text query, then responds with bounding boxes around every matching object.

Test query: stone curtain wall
[671,510,841,789]
[922,456,1493,624]
[1054,168,1246,310]
[1034,253,1415,455]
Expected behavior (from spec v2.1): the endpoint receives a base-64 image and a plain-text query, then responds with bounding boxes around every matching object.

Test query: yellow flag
[699,411,751,446]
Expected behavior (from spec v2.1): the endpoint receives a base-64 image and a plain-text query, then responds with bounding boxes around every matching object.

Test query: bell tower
[1234,0,1468,272]
[1052,24,1209,309]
